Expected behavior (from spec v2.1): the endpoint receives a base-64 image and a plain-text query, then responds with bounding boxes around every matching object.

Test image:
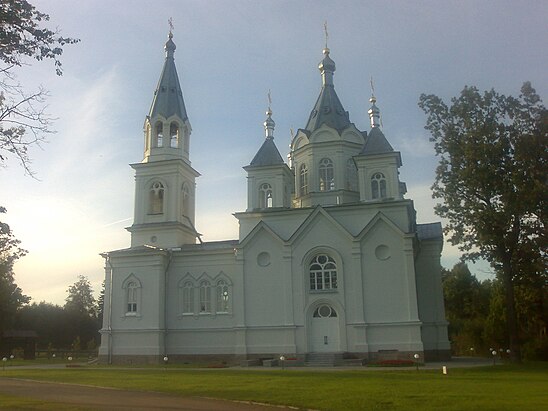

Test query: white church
[98,31,450,365]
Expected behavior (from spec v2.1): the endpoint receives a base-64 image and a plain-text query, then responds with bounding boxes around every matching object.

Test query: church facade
[98,32,450,365]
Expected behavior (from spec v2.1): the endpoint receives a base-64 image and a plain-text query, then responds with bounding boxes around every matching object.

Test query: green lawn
[1,363,547,410]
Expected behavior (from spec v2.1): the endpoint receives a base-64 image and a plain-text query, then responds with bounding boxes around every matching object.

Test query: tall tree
[65,275,96,318]
[0,206,30,332]
[419,82,547,361]
[0,0,78,174]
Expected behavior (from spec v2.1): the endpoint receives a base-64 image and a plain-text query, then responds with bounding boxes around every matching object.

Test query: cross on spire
[168,17,174,37]
[324,21,329,49]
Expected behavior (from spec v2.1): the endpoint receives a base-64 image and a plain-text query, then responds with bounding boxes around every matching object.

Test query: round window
[257,252,270,267]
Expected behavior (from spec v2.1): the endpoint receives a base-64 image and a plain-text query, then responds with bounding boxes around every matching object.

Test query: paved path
[0,378,288,410]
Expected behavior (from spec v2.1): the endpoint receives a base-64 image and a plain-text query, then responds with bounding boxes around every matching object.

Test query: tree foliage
[0,0,78,174]
[65,275,96,318]
[0,206,29,332]
[420,83,547,360]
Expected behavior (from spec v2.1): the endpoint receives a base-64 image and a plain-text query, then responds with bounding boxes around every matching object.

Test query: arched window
[313,304,338,318]
[371,172,387,199]
[259,183,273,208]
[299,164,308,195]
[181,281,194,314]
[199,280,211,313]
[155,122,163,148]
[216,279,229,313]
[319,158,334,191]
[122,276,142,316]
[346,159,357,191]
[170,122,179,148]
[149,182,165,214]
[309,254,338,291]
[182,183,190,216]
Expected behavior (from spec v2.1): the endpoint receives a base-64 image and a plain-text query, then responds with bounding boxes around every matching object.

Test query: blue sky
[3,0,547,304]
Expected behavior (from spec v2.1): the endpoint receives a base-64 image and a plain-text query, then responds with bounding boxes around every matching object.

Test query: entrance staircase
[305,352,344,367]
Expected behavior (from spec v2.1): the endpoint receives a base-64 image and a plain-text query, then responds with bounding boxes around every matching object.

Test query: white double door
[310,305,340,352]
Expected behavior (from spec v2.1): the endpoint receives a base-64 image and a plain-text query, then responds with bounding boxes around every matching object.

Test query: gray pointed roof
[360,126,394,155]
[305,48,351,133]
[148,33,188,121]
[249,137,285,167]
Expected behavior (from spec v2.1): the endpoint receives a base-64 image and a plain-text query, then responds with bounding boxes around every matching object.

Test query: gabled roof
[148,33,189,122]
[248,137,285,167]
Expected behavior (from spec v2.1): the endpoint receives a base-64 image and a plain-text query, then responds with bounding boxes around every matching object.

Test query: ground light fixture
[413,353,420,370]
[279,355,285,370]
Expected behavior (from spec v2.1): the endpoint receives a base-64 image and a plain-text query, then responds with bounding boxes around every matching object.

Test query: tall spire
[304,37,350,133]
[148,25,188,122]
[368,77,381,128]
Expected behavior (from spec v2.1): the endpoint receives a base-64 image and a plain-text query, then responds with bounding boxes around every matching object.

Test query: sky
[2,0,547,305]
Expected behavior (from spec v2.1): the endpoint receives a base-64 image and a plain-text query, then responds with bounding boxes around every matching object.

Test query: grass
[1,363,547,410]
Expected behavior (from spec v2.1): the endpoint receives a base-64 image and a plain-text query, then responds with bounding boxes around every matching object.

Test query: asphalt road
[0,378,290,410]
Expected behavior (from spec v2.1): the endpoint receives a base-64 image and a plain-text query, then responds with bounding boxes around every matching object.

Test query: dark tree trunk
[501,256,522,362]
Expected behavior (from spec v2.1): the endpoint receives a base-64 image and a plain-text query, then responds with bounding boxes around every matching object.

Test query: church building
[98,31,450,365]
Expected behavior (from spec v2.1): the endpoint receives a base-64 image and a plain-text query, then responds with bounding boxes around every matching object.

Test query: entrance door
[310,304,340,352]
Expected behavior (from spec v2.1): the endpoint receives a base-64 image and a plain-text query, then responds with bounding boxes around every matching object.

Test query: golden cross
[324,21,329,48]
[267,89,272,111]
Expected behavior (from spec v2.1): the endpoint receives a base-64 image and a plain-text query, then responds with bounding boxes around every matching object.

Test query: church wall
[414,239,451,359]
[243,233,288,327]
[109,254,166,331]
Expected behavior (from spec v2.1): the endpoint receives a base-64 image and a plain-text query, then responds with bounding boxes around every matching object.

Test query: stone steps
[305,352,344,367]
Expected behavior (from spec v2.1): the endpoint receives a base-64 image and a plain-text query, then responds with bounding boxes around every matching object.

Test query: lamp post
[2,357,6,371]
[163,356,168,370]
[413,353,420,371]
[279,355,285,370]
[491,350,497,366]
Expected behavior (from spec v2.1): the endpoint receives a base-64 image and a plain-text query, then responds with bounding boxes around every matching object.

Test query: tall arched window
[182,183,190,216]
[371,172,387,199]
[346,158,358,191]
[122,276,142,316]
[170,122,179,148]
[155,122,163,147]
[299,164,308,195]
[216,279,229,313]
[149,182,165,214]
[181,281,194,314]
[319,158,334,191]
[309,254,338,291]
[199,280,211,313]
[259,183,273,208]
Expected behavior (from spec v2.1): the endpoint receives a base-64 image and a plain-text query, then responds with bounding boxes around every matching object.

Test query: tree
[0,0,78,174]
[0,206,30,332]
[65,275,96,318]
[419,82,547,361]
[442,262,492,355]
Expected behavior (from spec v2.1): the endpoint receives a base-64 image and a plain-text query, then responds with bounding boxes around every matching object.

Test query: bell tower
[127,31,200,248]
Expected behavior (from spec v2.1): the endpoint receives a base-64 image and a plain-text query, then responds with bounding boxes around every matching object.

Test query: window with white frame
[319,158,335,191]
[182,182,190,216]
[123,277,141,315]
[181,281,194,314]
[170,122,179,148]
[259,183,273,208]
[199,280,211,313]
[371,172,387,199]
[216,280,229,313]
[155,122,163,147]
[149,181,165,214]
[299,163,308,195]
[346,158,358,190]
[309,254,338,291]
